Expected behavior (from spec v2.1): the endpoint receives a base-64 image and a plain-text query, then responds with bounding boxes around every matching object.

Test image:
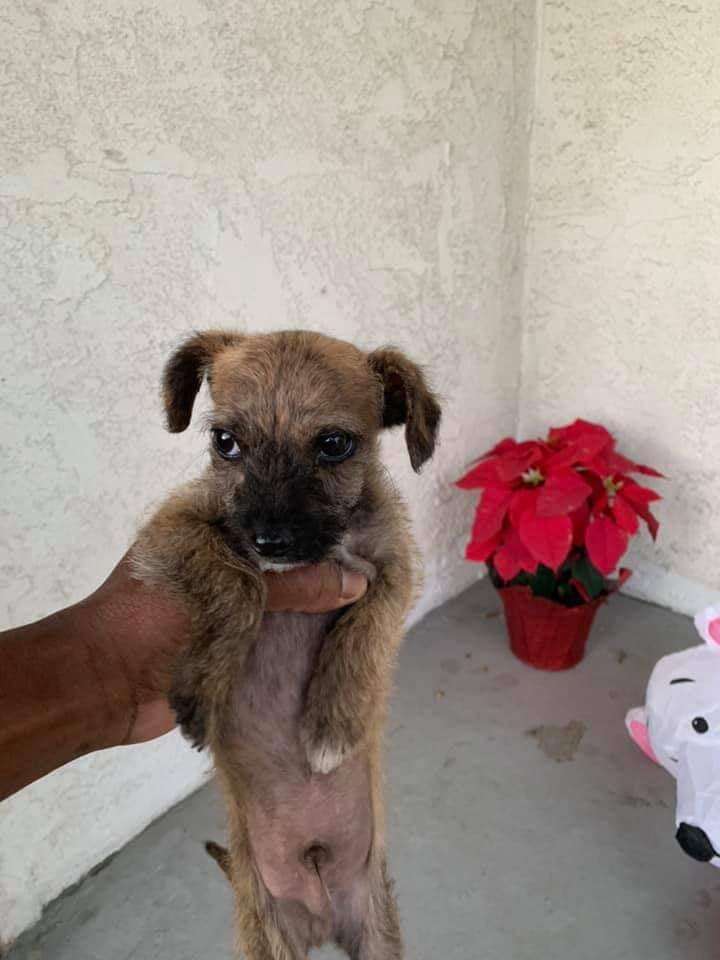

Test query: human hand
[0,554,367,800]
[90,557,368,745]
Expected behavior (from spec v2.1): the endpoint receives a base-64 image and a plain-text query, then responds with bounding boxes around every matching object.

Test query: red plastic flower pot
[498,585,606,671]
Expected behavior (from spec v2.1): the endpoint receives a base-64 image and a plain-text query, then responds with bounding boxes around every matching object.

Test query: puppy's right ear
[162,330,243,432]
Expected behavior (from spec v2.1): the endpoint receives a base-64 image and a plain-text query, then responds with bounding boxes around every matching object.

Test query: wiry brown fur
[131,330,441,959]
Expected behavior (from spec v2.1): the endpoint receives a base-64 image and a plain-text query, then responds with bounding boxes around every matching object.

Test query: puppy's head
[162,330,440,567]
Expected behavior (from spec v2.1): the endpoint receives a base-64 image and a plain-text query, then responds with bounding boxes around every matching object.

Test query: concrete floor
[8,580,720,960]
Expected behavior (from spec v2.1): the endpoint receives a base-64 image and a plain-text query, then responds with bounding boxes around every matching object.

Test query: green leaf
[528,564,558,600]
[571,555,606,599]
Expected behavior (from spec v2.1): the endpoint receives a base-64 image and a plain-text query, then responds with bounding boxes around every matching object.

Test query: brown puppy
[131,330,440,959]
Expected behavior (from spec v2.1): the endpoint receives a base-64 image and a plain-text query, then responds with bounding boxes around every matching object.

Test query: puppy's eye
[317,431,355,464]
[212,429,241,460]
[693,717,709,734]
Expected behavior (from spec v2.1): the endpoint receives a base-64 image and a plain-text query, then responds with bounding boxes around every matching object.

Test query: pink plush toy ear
[626,707,658,763]
[694,606,720,648]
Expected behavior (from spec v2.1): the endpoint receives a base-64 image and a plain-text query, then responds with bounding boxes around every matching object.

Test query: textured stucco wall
[0,0,535,942]
[519,0,720,615]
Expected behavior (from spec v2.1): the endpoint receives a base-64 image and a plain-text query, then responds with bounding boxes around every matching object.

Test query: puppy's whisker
[379,461,401,496]
[197,412,217,435]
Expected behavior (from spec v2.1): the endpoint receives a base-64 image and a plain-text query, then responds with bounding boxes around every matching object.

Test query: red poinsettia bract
[456,420,663,582]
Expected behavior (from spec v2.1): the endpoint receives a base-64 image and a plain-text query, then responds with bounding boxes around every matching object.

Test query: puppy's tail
[205,840,232,881]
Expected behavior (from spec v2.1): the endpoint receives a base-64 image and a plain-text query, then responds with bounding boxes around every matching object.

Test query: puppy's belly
[231,612,373,914]
[247,756,372,915]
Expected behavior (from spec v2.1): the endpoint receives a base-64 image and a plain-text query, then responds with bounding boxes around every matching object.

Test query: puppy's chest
[230,611,338,764]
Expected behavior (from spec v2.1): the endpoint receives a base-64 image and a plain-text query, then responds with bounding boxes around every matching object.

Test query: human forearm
[0,605,131,800]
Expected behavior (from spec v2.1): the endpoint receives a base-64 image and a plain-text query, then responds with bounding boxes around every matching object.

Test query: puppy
[131,330,441,959]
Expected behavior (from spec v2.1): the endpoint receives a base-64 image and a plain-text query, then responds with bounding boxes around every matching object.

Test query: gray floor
[8,581,720,960]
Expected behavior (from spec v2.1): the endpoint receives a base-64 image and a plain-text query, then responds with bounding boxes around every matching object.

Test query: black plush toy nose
[676,823,716,862]
[252,526,294,558]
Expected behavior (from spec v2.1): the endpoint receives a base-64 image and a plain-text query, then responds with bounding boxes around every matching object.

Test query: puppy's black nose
[676,823,716,862]
[252,526,293,558]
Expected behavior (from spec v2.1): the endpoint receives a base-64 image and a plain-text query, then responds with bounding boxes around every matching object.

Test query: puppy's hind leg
[237,900,310,960]
[235,867,311,960]
[336,858,403,960]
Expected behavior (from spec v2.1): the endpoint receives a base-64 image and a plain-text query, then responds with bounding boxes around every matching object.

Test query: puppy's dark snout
[676,823,716,862]
[252,524,294,558]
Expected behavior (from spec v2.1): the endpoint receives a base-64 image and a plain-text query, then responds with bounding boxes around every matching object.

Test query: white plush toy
[626,606,720,867]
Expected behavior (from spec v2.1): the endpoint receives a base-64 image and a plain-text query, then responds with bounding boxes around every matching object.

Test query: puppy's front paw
[300,714,352,774]
[307,739,349,775]
[169,688,207,750]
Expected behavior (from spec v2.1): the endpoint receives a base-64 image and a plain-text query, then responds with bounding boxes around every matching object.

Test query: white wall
[10,0,720,942]
[0,0,534,942]
[519,0,720,615]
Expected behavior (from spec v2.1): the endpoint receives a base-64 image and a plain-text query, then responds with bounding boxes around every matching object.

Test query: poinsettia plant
[456,420,664,607]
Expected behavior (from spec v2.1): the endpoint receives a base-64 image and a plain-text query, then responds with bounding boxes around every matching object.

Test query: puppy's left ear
[368,348,441,472]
